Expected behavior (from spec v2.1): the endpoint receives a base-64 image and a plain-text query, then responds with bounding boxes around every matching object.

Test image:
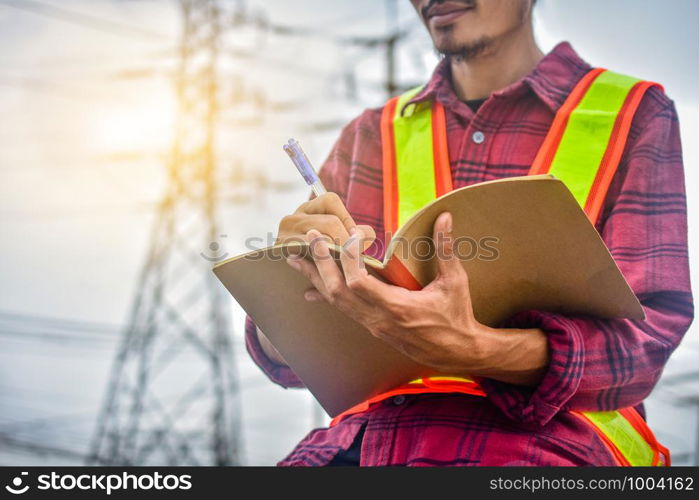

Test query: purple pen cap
[283,139,318,185]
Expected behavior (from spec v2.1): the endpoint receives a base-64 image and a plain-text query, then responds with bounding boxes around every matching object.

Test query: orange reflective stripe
[329,377,485,427]
[332,377,667,467]
[584,80,662,225]
[571,411,631,466]
[417,377,485,395]
[529,68,606,175]
[329,384,431,427]
[619,407,670,466]
[381,96,400,235]
[432,100,452,196]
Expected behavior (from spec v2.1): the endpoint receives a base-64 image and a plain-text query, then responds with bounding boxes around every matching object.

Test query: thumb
[357,224,377,251]
[433,211,461,280]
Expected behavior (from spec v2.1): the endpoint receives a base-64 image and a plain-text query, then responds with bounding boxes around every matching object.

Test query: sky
[0,0,698,465]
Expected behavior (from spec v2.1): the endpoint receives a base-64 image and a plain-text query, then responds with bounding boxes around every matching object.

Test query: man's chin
[434,36,493,60]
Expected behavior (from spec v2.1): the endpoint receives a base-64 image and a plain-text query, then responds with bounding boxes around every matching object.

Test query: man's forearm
[257,321,549,387]
[467,326,550,387]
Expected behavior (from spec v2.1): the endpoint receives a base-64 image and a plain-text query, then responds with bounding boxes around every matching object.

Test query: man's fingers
[278,213,350,245]
[285,253,340,304]
[356,224,377,251]
[286,222,389,308]
[340,227,397,303]
[279,193,377,250]
[307,229,351,303]
[340,227,366,277]
[297,192,357,235]
[303,288,325,302]
[433,211,462,281]
[286,254,327,296]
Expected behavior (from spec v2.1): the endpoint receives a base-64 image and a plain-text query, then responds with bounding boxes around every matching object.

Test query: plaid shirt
[245,42,693,466]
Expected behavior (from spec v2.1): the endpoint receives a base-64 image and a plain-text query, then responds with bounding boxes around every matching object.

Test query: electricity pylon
[88,0,242,465]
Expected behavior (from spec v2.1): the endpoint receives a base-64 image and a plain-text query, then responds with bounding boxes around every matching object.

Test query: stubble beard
[432,1,530,62]
[435,31,495,61]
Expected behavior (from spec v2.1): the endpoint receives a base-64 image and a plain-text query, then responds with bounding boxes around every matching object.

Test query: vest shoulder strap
[380,86,452,234]
[381,69,662,232]
[530,68,662,224]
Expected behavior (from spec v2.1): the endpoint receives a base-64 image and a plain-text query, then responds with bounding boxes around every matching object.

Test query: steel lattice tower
[88,0,242,465]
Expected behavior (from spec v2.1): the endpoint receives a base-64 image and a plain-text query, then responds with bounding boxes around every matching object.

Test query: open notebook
[213,175,643,416]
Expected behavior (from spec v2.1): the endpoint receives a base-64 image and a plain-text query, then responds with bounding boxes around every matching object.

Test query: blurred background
[0,0,697,466]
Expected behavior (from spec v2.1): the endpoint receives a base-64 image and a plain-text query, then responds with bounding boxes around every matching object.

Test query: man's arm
[244,316,304,388]
[244,114,365,388]
[477,95,693,427]
[285,91,692,428]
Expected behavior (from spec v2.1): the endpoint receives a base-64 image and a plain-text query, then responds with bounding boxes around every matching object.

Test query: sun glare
[91,90,176,154]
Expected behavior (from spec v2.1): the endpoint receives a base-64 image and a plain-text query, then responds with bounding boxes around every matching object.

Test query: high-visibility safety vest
[330,68,671,467]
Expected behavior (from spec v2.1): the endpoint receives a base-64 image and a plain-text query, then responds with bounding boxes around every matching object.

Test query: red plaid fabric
[244,42,693,466]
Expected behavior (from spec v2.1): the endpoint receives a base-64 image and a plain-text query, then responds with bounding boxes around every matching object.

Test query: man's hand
[277,192,376,250]
[286,211,550,387]
[257,192,377,366]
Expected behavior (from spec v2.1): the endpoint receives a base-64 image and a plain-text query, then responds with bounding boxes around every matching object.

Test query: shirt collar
[402,41,592,116]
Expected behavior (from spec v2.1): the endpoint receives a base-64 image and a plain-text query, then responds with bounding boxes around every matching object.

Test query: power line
[0,310,126,334]
[0,310,251,351]
[0,0,169,41]
[0,433,87,461]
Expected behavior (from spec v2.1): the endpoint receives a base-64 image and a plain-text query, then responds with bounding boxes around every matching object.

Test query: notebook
[213,175,643,416]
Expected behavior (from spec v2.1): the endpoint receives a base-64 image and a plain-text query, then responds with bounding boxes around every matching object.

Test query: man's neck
[449,26,544,101]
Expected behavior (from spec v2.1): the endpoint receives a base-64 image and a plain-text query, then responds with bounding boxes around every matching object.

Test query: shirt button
[472,130,485,144]
[392,395,406,405]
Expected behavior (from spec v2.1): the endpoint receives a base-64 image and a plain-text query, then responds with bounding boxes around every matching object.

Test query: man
[245,0,692,465]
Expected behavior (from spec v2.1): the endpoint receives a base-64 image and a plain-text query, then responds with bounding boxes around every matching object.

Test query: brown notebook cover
[213,175,643,416]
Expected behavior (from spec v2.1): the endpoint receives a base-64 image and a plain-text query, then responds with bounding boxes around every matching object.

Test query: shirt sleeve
[244,316,305,388]
[478,95,694,427]
[243,114,361,388]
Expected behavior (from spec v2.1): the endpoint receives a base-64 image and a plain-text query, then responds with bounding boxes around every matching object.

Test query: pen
[283,138,327,197]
